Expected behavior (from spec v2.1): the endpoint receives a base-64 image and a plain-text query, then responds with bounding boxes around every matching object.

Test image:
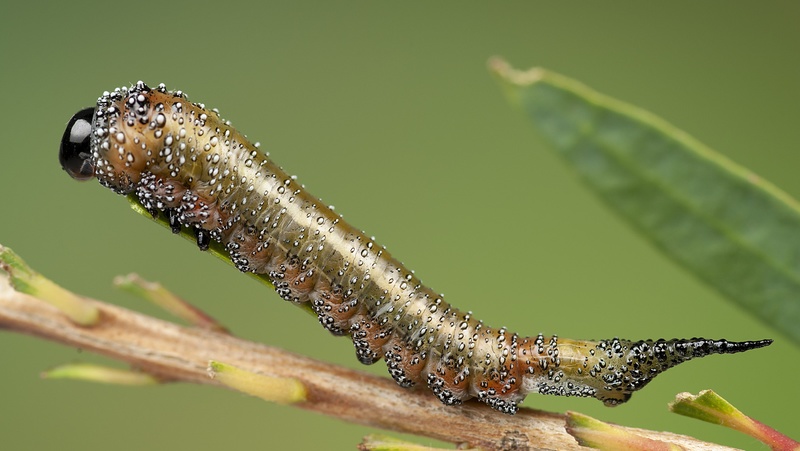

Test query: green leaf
[207,360,307,405]
[566,411,686,450]
[0,245,100,326]
[358,434,476,451]
[42,363,160,386]
[669,390,800,451]
[490,58,800,344]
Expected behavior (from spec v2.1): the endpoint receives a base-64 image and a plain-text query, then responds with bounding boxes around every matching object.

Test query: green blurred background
[1,1,798,449]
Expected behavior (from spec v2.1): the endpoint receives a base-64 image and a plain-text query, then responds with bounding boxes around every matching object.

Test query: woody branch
[0,272,735,451]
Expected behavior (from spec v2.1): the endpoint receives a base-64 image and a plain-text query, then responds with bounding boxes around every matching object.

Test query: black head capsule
[59,107,96,180]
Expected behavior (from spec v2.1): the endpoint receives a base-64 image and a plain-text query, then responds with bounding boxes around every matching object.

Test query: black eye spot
[59,107,96,180]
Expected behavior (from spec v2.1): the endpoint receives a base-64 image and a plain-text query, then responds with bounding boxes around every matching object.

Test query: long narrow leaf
[490,58,800,344]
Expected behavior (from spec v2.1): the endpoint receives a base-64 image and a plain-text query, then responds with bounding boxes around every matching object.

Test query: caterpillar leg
[384,342,425,388]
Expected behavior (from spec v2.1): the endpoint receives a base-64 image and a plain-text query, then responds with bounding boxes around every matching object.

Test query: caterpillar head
[59,107,96,181]
[59,81,178,194]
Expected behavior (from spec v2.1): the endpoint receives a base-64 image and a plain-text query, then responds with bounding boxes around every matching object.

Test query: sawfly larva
[59,81,771,414]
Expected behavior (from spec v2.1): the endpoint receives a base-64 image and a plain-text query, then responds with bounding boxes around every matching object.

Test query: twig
[0,274,737,451]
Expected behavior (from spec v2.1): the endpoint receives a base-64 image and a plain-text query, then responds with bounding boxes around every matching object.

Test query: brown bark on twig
[0,275,736,451]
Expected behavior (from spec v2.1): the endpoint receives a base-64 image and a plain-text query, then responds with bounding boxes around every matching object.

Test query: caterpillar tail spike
[59,81,773,414]
[549,337,773,407]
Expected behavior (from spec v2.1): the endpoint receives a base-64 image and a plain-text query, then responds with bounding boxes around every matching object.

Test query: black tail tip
[701,338,773,354]
[668,337,773,357]
[723,338,773,353]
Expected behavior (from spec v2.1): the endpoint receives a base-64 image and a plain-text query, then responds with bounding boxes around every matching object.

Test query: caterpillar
[59,81,771,414]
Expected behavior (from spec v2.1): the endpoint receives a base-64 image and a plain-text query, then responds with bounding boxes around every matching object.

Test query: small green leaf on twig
[42,363,161,386]
[207,360,306,405]
[565,411,686,450]
[358,434,476,451]
[0,245,100,326]
[114,273,228,333]
[489,57,800,344]
[670,390,800,451]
